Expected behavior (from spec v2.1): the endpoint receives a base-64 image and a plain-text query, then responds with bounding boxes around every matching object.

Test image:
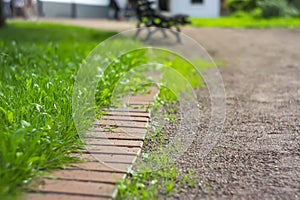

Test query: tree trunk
[0,0,6,27]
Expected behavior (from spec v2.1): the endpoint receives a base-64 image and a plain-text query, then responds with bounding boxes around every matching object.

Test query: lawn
[0,22,116,199]
[192,17,300,28]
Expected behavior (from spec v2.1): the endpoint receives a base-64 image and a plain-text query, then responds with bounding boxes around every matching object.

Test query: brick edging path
[26,87,158,200]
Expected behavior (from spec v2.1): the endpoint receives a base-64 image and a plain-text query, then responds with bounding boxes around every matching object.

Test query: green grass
[0,21,214,200]
[0,22,116,199]
[192,17,300,28]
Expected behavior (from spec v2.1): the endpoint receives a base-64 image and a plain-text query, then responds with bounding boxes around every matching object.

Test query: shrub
[232,10,250,18]
[257,0,298,18]
[250,8,263,18]
[226,0,257,13]
[232,8,263,18]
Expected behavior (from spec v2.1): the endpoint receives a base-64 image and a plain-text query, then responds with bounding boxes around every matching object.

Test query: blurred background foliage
[226,0,300,18]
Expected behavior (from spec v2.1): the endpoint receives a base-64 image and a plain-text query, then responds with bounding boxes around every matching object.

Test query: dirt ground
[22,19,300,199]
[169,28,300,199]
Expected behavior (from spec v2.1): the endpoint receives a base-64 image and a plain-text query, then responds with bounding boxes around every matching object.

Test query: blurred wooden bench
[134,0,191,42]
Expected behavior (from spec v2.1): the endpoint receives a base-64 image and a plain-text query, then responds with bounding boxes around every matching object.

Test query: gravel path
[18,19,299,199]
[169,28,300,199]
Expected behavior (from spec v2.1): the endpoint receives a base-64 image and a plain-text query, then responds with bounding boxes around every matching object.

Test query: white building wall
[170,0,220,18]
[40,0,109,18]
[41,0,109,6]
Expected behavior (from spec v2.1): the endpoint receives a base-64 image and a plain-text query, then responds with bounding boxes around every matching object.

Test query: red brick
[84,138,143,147]
[101,115,148,122]
[26,193,111,200]
[85,131,145,140]
[78,152,138,164]
[95,119,147,129]
[65,162,125,173]
[32,179,116,197]
[49,170,125,183]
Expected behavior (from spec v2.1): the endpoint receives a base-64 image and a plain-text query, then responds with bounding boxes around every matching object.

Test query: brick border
[26,87,158,200]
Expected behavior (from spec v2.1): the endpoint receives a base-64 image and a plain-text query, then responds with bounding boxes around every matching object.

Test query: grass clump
[96,49,152,108]
[116,115,198,199]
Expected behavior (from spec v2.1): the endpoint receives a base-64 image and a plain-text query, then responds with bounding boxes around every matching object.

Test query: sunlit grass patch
[192,17,300,28]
